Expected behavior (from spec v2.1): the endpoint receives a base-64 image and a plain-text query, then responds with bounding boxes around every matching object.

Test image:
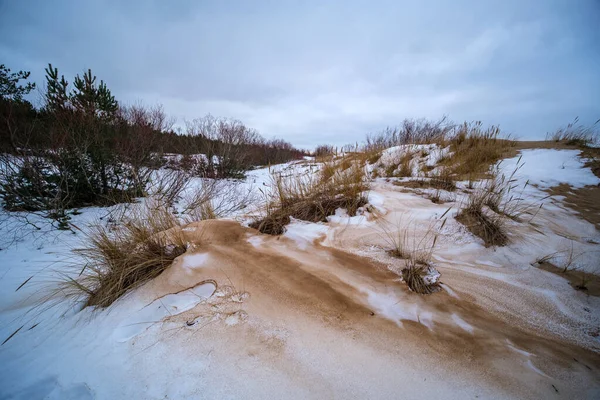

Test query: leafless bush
[185,115,262,178]
[314,144,335,158]
[146,169,189,208]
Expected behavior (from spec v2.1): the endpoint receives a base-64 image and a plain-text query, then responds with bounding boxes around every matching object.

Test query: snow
[282,218,329,250]
[375,144,450,177]
[246,234,264,248]
[451,314,474,334]
[112,281,216,342]
[501,149,599,189]
[363,289,435,329]
[326,207,371,225]
[180,253,210,270]
[1,149,600,399]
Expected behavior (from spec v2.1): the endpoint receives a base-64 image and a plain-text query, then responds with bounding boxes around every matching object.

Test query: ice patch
[247,235,264,248]
[506,340,550,377]
[10,377,94,400]
[181,253,210,270]
[364,289,434,329]
[476,259,503,268]
[451,314,474,334]
[283,219,329,250]
[326,208,370,225]
[440,284,459,299]
[112,281,216,342]
[526,359,550,378]
[506,340,533,357]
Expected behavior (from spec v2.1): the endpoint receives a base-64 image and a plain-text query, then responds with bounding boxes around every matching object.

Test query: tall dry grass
[546,117,599,147]
[444,122,516,179]
[251,159,370,234]
[62,200,187,308]
[378,210,449,294]
[455,156,542,247]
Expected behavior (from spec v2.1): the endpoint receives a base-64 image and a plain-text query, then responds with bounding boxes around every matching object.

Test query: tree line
[0,63,305,216]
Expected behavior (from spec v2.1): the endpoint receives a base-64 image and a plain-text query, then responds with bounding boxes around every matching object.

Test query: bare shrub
[314,144,335,158]
[146,167,256,223]
[146,168,189,208]
[185,115,262,178]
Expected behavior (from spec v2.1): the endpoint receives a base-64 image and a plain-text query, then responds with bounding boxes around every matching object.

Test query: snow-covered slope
[1,150,599,399]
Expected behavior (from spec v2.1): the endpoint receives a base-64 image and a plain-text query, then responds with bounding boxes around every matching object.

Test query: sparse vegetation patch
[251,161,369,235]
[63,201,187,308]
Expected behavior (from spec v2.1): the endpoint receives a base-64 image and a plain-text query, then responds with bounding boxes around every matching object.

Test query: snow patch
[364,289,434,329]
[451,314,474,334]
[247,235,264,248]
[181,253,210,270]
[326,208,370,225]
[112,282,216,342]
[501,149,599,189]
[283,219,329,250]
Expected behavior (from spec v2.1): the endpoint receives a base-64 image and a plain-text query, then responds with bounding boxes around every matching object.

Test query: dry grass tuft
[401,261,441,295]
[456,206,507,247]
[456,172,509,247]
[396,152,414,177]
[379,211,449,294]
[63,200,187,308]
[251,161,369,235]
[455,155,544,246]
[444,122,516,179]
[428,167,456,191]
[546,117,599,147]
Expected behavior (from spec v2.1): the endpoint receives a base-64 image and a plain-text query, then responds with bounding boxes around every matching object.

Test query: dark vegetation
[0,63,304,221]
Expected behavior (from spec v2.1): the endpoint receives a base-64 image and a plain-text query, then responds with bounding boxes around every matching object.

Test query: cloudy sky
[1,0,598,148]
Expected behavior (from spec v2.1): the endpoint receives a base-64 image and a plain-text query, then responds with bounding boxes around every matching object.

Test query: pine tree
[0,64,36,101]
[44,64,69,111]
[72,68,118,119]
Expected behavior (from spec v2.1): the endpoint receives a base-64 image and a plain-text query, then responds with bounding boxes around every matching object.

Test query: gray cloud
[1,0,598,148]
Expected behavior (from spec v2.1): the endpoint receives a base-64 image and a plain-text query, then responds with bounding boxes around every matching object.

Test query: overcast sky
[1,0,598,148]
